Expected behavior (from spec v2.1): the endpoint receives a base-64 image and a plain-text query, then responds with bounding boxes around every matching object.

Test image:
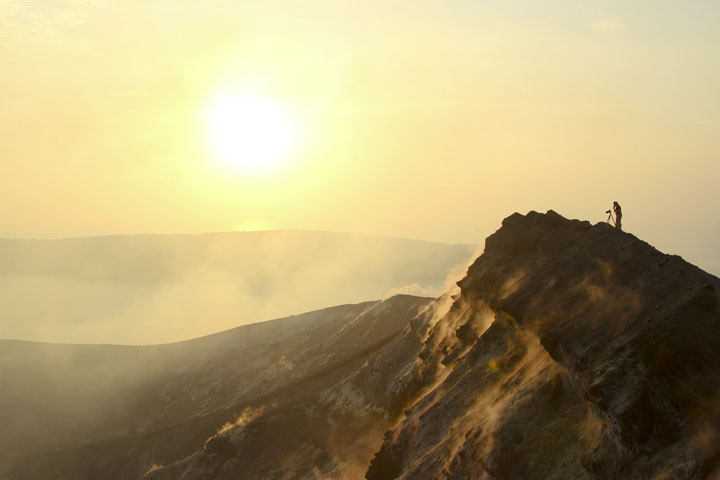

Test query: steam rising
[213,404,274,437]
[0,231,474,344]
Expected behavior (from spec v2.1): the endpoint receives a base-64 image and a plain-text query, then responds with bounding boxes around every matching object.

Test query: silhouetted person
[613,201,622,230]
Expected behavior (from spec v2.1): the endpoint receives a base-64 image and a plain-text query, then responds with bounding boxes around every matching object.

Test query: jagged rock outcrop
[367,210,720,480]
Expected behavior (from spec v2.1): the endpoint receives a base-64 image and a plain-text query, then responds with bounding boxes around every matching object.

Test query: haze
[0,232,474,344]
[2,2,719,287]
[1,3,720,477]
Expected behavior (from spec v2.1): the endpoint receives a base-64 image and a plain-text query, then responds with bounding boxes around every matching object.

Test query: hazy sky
[2,0,719,274]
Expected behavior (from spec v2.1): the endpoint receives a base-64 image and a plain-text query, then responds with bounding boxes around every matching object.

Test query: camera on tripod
[605,210,611,214]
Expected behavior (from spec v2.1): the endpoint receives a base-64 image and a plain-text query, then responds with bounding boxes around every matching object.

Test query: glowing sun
[204,93,297,173]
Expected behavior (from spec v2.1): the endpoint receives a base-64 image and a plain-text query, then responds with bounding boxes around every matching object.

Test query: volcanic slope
[144,210,720,480]
[0,295,432,480]
[5,210,720,480]
[366,210,720,480]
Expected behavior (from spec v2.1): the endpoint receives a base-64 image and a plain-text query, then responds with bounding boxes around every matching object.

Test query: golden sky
[1,0,719,273]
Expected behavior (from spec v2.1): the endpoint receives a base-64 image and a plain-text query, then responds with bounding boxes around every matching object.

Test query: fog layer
[0,230,475,344]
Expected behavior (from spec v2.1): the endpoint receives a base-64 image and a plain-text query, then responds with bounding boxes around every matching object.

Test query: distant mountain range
[0,231,476,344]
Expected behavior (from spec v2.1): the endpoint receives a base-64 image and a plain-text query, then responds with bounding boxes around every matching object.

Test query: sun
[204,93,297,173]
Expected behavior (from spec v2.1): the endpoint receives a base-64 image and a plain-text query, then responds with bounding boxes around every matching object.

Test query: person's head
[613,201,619,207]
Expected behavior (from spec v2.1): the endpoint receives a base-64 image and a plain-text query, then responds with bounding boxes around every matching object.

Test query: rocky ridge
[3,210,719,480]
[141,210,720,480]
[367,210,720,479]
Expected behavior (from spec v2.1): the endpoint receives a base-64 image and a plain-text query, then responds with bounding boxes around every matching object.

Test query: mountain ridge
[3,210,719,479]
[0,229,475,248]
[366,210,720,479]
[0,296,430,459]
[142,210,720,479]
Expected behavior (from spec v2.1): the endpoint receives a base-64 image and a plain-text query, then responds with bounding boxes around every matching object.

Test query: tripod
[606,210,615,225]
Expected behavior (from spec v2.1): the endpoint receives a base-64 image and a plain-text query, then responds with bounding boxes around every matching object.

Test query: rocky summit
[3,210,719,480]
[367,210,720,480]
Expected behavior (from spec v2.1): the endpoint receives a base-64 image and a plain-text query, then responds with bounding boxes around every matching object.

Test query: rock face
[0,295,433,480]
[4,211,720,480]
[142,298,437,480]
[367,211,720,480]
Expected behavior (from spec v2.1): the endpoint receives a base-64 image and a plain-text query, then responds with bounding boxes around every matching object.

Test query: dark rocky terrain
[0,295,433,480]
[366,211,720,480]
[134,211,720,480]
[3,210,720,480]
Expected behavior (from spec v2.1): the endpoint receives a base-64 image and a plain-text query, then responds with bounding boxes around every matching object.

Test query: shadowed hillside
[0,295,433,479]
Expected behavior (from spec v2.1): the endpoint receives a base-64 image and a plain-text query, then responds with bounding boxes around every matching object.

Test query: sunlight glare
[204,93,297,174]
